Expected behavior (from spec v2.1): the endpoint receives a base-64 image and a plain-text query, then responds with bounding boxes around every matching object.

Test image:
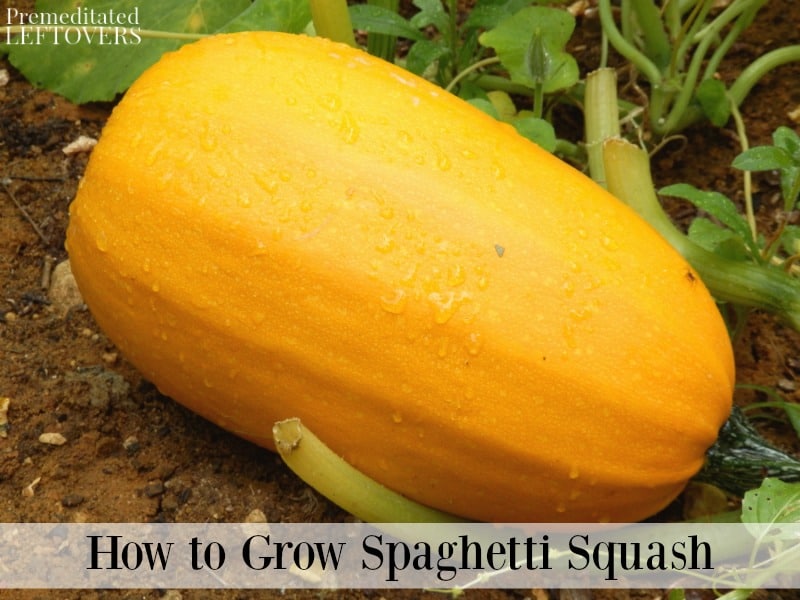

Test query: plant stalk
[694,408,800,496]
[273,418,463,523]
[584,68,620,188]
[366,0,399,61]
[309,0,357,47]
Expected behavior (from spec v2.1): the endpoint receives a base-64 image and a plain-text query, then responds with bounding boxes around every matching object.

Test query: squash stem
[694,408,800,496]
[272,418,464,523]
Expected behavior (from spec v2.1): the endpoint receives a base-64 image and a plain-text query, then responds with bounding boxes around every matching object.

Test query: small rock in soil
[48,260,84,318]
[144,480,165,497]
[38,432,67,446]
[61,493,85,508]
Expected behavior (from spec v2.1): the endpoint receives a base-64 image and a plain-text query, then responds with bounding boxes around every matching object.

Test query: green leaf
[410,0,449,33]
[221,0,311,34]
[465,0,533,30]
[660,182,759,257]
[733,146,794,172]
[687,217,749,261]
[6,0,307,104]
[467,98,499,120]
[512,116,556,152]
[695,78,730,127]
[478,6,578,93]
[742,478,800,541]
[774,125,800,160]
[784,402,800,438]
[349,4,425,41]
[734,127,800,210]
[405,38,450,78]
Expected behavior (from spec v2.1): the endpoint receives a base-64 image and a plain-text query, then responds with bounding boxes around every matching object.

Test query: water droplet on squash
[429,291,467,324]
[569,465,580,479]
[339,111,360,144]
[144,140,164,166]
[465,331,482,356]
[391,412,402,424]
[94,230,108,252]
[436,152,451,171]
[375,235,394,254]
[555,503,567,514]
[237,192,252,208]
[601,235,618,251]
[380,289,407,314]
[254,174,279,196]
[319,93,341,111]
[446,264,466,287]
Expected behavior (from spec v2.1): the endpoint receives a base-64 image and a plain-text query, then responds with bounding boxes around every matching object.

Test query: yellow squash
[66,31,735,522]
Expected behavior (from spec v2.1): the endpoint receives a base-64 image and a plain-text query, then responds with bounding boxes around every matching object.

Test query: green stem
[603,137,800,330]
[629,0,672,70]
[598,0,663,85]
[671,0,713,75]
[728,44,800,107]
[446,57,501,94]
[694,408,800,496]
[728,96,758,242]
[700,2,760,82]
[309,0,357,47]
[584,68,620,188]
[273,418,463,523]
[366,0,399,61]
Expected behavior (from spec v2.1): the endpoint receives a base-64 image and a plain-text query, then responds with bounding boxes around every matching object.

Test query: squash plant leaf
[405,38,451,78]
[742,478,800,543]
[4,0,309,104]
[695,78,730,127]
[478,6,578,93]
[465,0,535,30]
[221,0,311,35]
[687,217,750,261]
[660,182,761,259]
[409,0,449,33]
[513,116,557,152]
[733,126,800,211]
[348,4,425,42]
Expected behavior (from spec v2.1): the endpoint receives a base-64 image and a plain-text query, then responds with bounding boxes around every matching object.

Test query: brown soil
[2,1,800,599]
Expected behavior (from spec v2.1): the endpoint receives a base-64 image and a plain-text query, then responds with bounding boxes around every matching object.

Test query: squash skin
[66,31,735,522]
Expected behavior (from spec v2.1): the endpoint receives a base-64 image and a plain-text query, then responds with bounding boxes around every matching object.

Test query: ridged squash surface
[66,31,735,522]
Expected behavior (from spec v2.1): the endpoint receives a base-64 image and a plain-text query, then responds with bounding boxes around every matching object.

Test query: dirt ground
[2,0,800,599]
